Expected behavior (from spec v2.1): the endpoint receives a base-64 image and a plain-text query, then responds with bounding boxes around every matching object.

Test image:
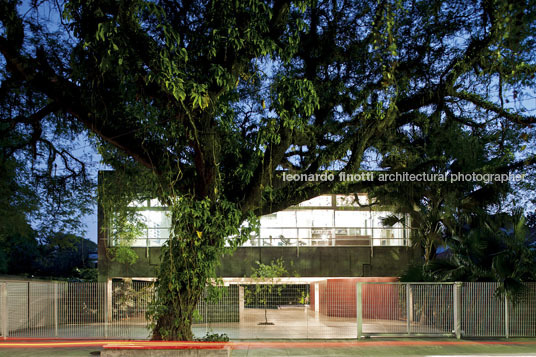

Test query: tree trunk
[148,197,245,340]
[149,209,215,341]
[150,235,208,340]
[152,300,197,340]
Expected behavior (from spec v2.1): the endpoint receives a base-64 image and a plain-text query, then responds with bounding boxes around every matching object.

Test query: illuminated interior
[110,195,411,247]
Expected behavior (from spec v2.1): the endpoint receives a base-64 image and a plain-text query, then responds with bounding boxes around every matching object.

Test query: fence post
[406,284,411,335]
[27,281,30,332]
[1,283,7,340]
[356,282,363,340]
[238,285,244,323]
[54,282,58,337]
[454,282,462,339]
[107,279,113,323]
[504,295,509,339]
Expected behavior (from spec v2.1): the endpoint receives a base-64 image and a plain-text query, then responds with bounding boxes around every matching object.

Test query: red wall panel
[309,277,399,318]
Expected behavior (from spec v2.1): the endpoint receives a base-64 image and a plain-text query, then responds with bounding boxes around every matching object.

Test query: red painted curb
[1,340,536,349]
[102,342,232,350]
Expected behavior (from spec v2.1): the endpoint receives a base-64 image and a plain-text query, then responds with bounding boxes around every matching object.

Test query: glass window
[116,195,409,248]
[140,210,171,228]
[275,211,297,227]
[295,210,313,227]
[336,194,369,207]
[127,200,148,207]
[335,211,369,228]
[149,199,165,207]
[310,209,334,227]
[297,195,332,207]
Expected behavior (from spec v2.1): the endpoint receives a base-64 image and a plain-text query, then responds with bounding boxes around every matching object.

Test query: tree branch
[453,91,536,126]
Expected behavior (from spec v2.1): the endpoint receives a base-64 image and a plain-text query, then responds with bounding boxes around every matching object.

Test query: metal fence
[357,282,536,338]
[0,280,152,339]
[358,282,456,337]
[1,280,535,340]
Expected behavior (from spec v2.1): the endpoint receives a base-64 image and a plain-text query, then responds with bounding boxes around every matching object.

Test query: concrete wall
[98,245,421,281]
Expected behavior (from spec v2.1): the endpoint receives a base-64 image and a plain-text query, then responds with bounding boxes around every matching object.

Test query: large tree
[370,106,514,264]
[2,0,536,340]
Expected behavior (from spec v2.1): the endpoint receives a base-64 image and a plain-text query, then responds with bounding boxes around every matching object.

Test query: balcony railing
[244,226,412,247]
[113,226,412,247]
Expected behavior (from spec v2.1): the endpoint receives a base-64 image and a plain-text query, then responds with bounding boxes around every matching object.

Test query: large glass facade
[110,195,411,247]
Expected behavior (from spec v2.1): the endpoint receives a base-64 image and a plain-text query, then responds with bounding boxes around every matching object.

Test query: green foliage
[195,332,229,342]
[0,231,97,279]
[245,258,288,324]
[399,264,436,283]
[36,233,97,278]
[106,211,145,265]
[110,246,139,266]
[371,113,512,263]
[429,210,536,302]
[98,170,158,266]
[146,197,258,340]
[0,231,40,275]
[74,267,98,282]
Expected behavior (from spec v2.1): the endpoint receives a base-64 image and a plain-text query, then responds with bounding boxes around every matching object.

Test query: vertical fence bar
[505,294,509,339]
[356,282,363,339]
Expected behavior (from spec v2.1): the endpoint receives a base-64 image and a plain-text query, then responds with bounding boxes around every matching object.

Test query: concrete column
[238,286,244,322]
[356,282,363,340]
[105,279,112,338]
[454,282,462,339]
[107,279,113,323]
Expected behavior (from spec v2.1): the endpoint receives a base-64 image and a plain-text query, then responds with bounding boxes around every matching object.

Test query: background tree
[2,0,536,340]
[0,133,94,277]
[429,210,536,300]
[373,109,512,264]
[36,233,97,278]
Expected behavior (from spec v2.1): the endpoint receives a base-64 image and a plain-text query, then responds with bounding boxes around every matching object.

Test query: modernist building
[98,194,420,281]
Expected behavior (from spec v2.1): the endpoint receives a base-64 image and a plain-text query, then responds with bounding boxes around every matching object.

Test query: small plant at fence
[245,258,288,325]
[195,332,229,342]
[113,279,154,321]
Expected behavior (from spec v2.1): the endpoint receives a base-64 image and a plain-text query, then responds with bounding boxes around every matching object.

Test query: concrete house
[97,192,421,325]
[98,193,420,281]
